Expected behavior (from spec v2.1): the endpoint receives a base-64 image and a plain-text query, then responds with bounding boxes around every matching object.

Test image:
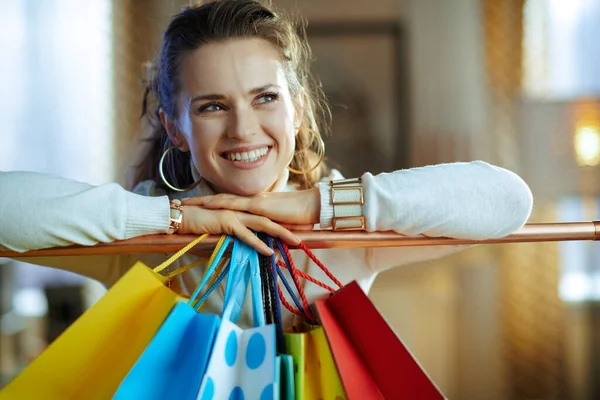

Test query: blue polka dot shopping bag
[196,238,277,400]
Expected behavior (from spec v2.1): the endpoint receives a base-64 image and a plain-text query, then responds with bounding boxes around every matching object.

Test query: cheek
[188,119,223,148]
[268,107,296,148]
[186,120,224,168]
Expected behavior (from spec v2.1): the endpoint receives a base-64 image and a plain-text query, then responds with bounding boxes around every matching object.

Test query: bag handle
[273,258,317,323]
[248,244,265,327]
[189,234,230,308]
[221,238,266,327]
[193,259,231,311]
[162,258,208,281]
[296,241,344,289]
[192,234,235,311]
[187,235,232,307]
[273,239,343,321]
[276,239,343,292]
[276,260,335,293]
[153,233,209,275]
[260,234,286,353]
[274,260,309,316]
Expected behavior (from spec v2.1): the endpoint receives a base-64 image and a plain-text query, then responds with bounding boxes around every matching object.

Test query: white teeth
[224,147,269,163]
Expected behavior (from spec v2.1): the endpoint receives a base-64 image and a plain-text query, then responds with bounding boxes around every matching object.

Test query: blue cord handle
[193,262,231,310]
[187,235,231,306]
[275,260,305,314]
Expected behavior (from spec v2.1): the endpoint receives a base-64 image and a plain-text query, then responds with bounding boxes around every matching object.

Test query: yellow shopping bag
[0,235,210,400]
[285,324,348,400]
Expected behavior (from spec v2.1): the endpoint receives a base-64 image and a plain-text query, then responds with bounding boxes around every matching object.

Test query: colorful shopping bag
[315,281,447,400]
[0,235,208,400]
[266,238,345,400]
[284,325,347,400]
[113,236,231,400]
[276,354,295,400]
[196,239,277,400]
[1,265,177,400]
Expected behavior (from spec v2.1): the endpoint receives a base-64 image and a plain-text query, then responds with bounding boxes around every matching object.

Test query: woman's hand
[182,187,321,227]
[179,206,301,256]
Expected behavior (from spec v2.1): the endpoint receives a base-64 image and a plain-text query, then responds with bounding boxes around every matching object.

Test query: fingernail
[202,198,212,204]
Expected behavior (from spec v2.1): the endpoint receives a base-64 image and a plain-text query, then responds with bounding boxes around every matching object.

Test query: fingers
[201,197,253,212]
[279,223,315,231]
[181,196,206,206]
[238,213,300,247]
[182,194,247,208]
[230,224,274,256]
[181,206,300,256]
[183,194,268,218]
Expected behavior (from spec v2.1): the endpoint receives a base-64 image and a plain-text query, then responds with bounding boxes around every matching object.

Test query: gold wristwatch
[330,178,365,231]
[167,199,183,234]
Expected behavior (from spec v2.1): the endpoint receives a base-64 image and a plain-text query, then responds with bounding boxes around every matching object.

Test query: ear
[159,108,190,152]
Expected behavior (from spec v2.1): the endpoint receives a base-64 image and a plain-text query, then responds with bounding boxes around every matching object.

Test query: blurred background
[1,0,600,398]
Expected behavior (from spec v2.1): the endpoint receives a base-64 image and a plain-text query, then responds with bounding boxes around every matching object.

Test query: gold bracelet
[330,178,365,231]
[167,199,183,234]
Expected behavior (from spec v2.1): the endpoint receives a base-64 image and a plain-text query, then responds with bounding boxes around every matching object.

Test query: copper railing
[1,221,599,258]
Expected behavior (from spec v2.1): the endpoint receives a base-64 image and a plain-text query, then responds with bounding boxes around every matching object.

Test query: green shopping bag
[285,324,347,400]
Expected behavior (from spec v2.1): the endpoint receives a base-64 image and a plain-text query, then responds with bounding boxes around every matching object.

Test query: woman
[0,0,532,328]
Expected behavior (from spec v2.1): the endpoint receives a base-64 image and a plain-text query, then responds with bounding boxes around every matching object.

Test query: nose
[227,105,257,140]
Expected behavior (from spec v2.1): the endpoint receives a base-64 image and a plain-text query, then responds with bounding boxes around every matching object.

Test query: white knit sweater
[0,161,533,327]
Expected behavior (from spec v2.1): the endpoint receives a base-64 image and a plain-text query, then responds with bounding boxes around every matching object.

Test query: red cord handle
[274,240,344,321]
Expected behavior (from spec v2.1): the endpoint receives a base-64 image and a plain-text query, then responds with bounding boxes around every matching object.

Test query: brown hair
[131,0,330,192]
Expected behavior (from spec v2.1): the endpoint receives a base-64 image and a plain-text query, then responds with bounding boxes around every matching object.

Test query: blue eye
[199,103,225,113]
[256,92,279,104]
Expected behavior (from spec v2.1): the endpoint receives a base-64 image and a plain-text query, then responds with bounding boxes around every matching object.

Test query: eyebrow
[189,84,279,105]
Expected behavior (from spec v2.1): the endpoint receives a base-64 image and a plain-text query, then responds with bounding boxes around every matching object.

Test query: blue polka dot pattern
[225,331,238,367]
[199,377,214,400]
[199,317,275,398]
[246,332,266,369]
[228,386,245,400]
[260,384,274,400]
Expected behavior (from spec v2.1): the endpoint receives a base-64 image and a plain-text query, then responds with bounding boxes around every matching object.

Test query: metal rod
[1,221,598,258]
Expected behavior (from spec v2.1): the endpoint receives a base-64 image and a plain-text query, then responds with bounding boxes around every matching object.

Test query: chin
[226,179,275,196]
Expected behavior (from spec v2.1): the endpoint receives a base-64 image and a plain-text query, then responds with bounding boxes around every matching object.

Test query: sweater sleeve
[0,171,171,252]
[319,161,533,239]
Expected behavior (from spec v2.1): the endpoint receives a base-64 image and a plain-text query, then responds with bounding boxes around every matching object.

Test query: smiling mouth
[221,146,271,162]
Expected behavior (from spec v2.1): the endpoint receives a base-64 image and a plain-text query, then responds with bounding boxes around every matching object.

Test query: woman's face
[168,38,299,195]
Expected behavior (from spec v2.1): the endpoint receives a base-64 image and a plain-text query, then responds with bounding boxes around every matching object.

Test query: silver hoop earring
[158,146,202,192]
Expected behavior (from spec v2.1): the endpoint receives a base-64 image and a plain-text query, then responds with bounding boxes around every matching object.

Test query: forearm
[318,161,533,240]
[0,171,170,252]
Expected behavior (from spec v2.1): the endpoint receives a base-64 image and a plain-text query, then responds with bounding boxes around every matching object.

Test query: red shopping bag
[315,281,446,400]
